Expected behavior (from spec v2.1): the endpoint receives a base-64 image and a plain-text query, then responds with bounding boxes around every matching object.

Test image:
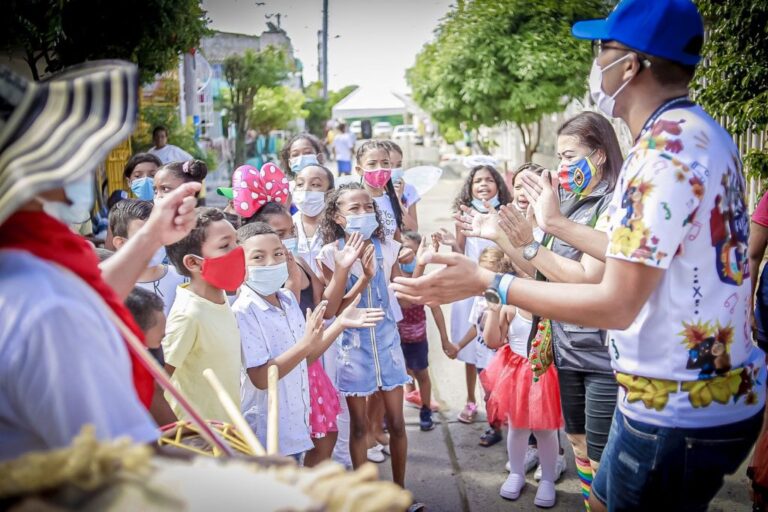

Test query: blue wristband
[498,274,515,305]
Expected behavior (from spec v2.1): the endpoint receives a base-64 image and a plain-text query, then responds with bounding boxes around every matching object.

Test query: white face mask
[247,263,289,297]
[36,174,95,225]
[148,246,167,268]
[588,54,634,118]
[292,190,326,217]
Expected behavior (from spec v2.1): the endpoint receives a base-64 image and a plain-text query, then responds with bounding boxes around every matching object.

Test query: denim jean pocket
[616,414,660,475]
[682,434,755,507]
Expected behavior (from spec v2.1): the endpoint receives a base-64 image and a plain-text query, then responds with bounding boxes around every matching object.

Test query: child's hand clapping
[435,228,457,250]
[338,294,385,329]
[301,301,327,347]
[334,231,364,270]
[361,244,377,279]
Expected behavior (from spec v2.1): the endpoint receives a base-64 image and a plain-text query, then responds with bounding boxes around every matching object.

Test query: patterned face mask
[558,151,597,194]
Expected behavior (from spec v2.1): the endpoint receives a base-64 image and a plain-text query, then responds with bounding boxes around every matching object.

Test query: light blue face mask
[38,173,95,225]
[282,237,298,255]
[400,260,417,274]
[344,213,379,240]
[247,262,289,296]
[148,246,167,267]
[289,154,320,173]
[471,195,500,213]
[390,167,405,183]
[130,176,155,201]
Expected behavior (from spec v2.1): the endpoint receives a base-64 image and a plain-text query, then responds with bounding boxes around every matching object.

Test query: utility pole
[322,0,329,99]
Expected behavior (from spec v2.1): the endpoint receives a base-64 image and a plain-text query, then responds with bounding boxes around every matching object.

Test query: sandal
[479,428,503,447]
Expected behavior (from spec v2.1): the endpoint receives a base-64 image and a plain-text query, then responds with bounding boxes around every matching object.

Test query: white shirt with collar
[233,286,312,456]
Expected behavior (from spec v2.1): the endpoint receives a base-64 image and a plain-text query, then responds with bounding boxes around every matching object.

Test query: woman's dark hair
[243,201,290,225]
[557,112,622,191]
[280,132,325,175]
[319,183,385,245]
[123,152,162,178]
[355,140,403,231]
[381,140,403,158]
[453,165,512,212]
[510,162,545,186]
[157,159,208,184]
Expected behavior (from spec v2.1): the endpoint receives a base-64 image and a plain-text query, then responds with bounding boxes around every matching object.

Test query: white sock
[533,429,559,482]
[507,427,531,476]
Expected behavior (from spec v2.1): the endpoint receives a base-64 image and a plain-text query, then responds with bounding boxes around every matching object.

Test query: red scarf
[0,211,154,408]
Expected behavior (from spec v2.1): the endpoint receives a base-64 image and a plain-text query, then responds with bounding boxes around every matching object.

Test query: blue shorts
[592,407,763,511]
[401,341,428,371]
[337,160,352,174]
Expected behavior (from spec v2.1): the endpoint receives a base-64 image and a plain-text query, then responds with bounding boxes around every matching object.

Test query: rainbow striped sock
[575,456,593,511]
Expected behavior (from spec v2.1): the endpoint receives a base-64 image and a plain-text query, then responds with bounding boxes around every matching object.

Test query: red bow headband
[232,163,289,217]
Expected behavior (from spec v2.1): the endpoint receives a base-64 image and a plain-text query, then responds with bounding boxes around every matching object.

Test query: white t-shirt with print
[136,264,186,315]
[604,104,766,428]
[233,287,313,456]
[293,211,324,277]
[374,194,399,241]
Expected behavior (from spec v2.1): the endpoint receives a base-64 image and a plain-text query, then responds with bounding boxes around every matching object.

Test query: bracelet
[498,274,516,305]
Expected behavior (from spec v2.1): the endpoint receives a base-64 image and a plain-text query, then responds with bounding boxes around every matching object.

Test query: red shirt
[753,191,768,227]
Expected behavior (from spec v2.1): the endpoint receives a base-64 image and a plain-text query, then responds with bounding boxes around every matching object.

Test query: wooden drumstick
[203,368,266,456]
[267,365,279,455]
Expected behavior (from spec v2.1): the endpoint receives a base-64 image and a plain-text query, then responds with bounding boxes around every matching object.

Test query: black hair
[157,159,208,184]
[319,183,386,245]
[107,190,129,211]
[510,162,545,186]
[243,201,290,226]
[280,132,326,176]
[123,152,162,179]
[381,140,403,159]
[223,212,241,230]
[402,230,422,245]
[557,111,623,191]
[109,199,153,238]
[355,139,404,230]
[297,164,335,191]
[94,247,114,262]
[125,287,164,333]
[237,221,277,243]
[453,165,513,212]
[152,125,168,138]
[166,207,226,277]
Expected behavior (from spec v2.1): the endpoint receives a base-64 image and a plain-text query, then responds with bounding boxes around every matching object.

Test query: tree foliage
[0,0,210,83]
[302,82,359,138]
[223,47,292,166]
[693,0,768,182]
[407,0,605,159]
[251,86,308,135]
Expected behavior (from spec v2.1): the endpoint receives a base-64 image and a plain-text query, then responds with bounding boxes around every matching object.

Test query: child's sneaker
[500,473,526,500]
[525,446,540,473]
[419,406,435,431]
[366,444,386,463]
[405,389,422,407]
[457,402,478,424]
[534,480,556,508]
[534,454,567,482]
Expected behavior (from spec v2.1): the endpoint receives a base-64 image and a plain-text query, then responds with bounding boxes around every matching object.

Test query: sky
[202,0,453,94]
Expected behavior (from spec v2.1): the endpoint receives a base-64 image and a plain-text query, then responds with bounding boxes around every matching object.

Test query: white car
[392,124,424,145]
[373,121,393,139]
[349,120,362,137]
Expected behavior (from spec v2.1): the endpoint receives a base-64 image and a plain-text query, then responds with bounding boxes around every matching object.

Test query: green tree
[693,0,768,183]
[407,0,604,160]
[302,82,358,138]
[223,47,292,166]
[0,0,210,83]
[251,86,309,135]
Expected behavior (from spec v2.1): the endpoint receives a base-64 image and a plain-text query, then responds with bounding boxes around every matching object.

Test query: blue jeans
[592,407,764,511]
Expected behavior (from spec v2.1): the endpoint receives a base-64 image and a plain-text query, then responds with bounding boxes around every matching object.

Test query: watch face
[484,289,501,304]
[523,242,539,261]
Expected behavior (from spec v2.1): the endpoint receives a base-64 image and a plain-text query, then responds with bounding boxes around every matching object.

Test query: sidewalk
[376,177,753,511]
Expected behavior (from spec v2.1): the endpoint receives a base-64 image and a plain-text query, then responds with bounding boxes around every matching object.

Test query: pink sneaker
[405,389,422,407]
[457,402,478,424]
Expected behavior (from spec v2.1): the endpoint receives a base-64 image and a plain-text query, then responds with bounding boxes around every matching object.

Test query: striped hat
[0,60,138,225]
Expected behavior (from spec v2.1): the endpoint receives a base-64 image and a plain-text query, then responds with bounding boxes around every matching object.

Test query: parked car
[373,121,393,139]
[349,120,362,137]
[392,124,424,145]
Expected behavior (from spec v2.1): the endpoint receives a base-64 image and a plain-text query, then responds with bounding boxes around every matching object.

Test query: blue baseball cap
[572,0,704,66]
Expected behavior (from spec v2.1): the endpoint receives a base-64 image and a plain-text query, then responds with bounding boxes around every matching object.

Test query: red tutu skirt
[480,345,563,430]
[308,360,341,438]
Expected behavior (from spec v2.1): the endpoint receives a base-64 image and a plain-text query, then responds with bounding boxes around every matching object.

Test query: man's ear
[183,254,202,275]
[112,236,127,251]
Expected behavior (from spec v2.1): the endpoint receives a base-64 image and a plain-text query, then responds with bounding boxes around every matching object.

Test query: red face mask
[193,245,246,291]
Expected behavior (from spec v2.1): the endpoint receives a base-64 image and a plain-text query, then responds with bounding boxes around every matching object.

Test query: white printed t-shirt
[234,286,313,456]
[136,264,186,315]
[604,104,766,428]
[0,250,157,460]
[293,211,324,276]
[374,194,398,241]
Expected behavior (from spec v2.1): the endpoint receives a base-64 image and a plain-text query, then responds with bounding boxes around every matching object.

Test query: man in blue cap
[392,0,766,509]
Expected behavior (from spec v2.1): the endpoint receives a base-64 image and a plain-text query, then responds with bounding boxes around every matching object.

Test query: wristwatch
[522,240,541,261]
[484,273,504,305]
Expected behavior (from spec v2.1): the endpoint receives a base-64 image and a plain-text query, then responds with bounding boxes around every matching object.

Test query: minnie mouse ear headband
[0,60,138,226]
[232,162,290,218]
[463,155,498,169]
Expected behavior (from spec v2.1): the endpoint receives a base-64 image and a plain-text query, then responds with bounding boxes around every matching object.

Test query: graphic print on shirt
[710,160,749,286]
[610,175,665,263]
